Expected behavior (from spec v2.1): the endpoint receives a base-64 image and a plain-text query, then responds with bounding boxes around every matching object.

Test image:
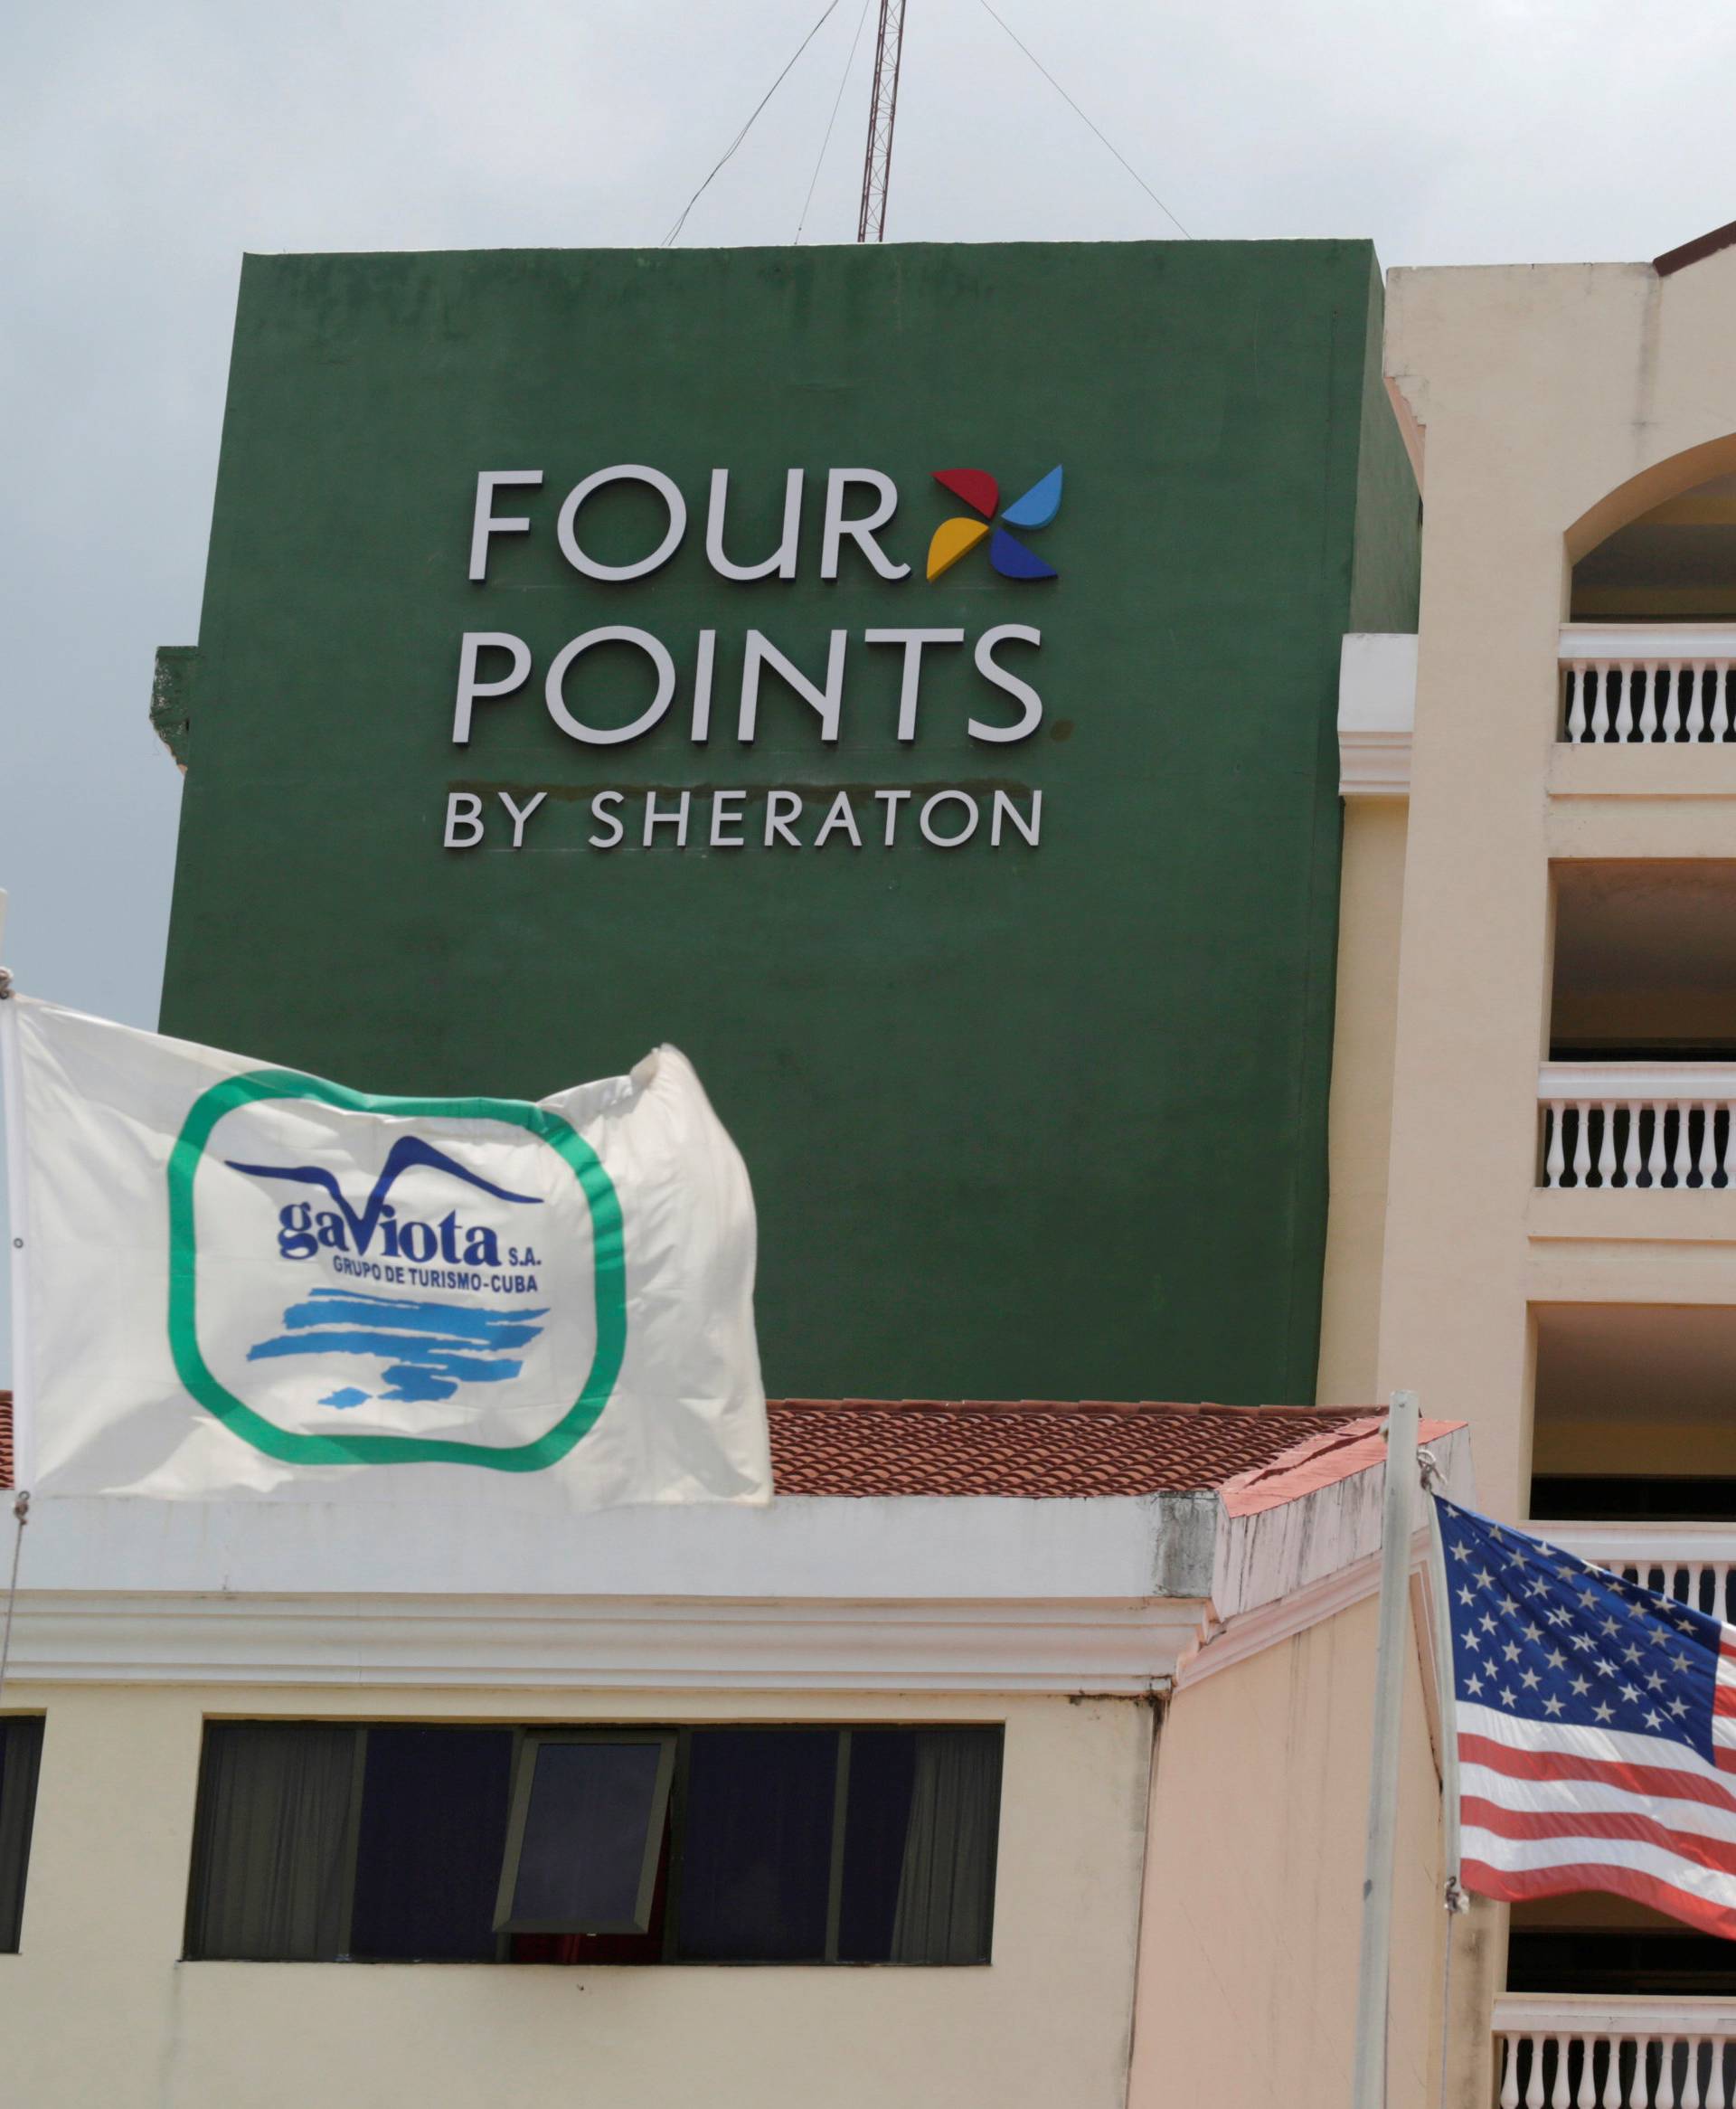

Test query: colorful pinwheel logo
[926,465,1063,582]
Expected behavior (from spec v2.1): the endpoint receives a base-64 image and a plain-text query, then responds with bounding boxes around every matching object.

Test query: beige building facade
[1318,225,1736,2109]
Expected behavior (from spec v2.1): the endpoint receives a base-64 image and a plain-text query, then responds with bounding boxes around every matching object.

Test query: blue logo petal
[1000,465,1062,531]
[989,528,1057,581]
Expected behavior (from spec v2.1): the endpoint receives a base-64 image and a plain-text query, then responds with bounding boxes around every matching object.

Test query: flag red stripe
[1713,1685,1736,1717]
[1461,1857,1736,1942]
[1462,1794,1736,1879]
[1459,1732,1736,1816]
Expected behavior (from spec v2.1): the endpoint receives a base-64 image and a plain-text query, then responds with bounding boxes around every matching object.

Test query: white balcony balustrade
[1540,1527,1736,1625]
[1538,1068,1736,1190]
[1561,628,1736,745]
[1498,2000,1736,2109]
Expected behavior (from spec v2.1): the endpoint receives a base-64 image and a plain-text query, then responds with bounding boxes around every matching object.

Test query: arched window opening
[1571,471,1736,619]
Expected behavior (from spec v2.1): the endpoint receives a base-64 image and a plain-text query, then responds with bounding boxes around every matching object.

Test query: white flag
[0,996,769,1508]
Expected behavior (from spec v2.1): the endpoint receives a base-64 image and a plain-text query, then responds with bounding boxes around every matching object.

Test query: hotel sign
[443,461,1062,856]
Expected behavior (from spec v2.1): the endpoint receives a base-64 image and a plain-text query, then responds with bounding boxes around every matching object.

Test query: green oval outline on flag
[165,1068,627,1471]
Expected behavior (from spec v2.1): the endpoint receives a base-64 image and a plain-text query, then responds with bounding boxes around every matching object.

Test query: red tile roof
[766,1397,1377,1499]
[0,1388,1377,1500]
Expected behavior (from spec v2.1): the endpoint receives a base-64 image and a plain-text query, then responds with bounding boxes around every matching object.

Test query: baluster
[1568,664,1589,742]
[1675,1102,1696,1186]
[1684,2040,1704,2109]
[1721,1103,1736,1188]
[1648,1102,1668,1187]
[1708,2038,1729,2109]
[1557,2037,1577,2109]
[1580,2038,1602,2109]
[1533,2035,1552,2109]
[1504,2036,1524,2109]
[1643,662,1661,741]
[1690,663,1707,741]
[1658,2038,1678,2109]
[1599,1103,1618,1186]
[1578,2041,1611,2109]
[1593,666,1612,742]
[1574,1102,1593,1187]
[1603,2038,1626,2109]
[1697,1102,1717,1187]
[1665,663,1684,740]
[1717,666,1731,742]
[1543,1102,1564,1187]
[1624,1102,1643,1187]
[1618,665,1636,741]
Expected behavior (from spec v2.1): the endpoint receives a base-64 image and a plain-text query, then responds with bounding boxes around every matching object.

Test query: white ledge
[2,1590,1208,1696]
[1539,1060,1736,1101]
[1561,623,1736,663]
[1495,1993,1736,2035]
[1537,1521,1736,1565]
[1338,633,1416,797]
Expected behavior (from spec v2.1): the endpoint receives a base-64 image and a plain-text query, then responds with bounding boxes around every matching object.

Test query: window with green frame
[0,1715,45,1952]
[184,1721,1002,1965]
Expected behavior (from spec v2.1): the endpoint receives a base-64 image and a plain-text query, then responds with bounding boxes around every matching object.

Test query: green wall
[158,240,1417,1405]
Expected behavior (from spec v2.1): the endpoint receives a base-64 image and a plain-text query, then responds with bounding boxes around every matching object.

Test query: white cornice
[1338,633,1417,799]
[3,1591,1210,1696]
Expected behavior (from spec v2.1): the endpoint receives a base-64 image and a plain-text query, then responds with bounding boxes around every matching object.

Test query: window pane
[676,1729,837,1962]
[506,1738,670,1931]
[0,1717,45,1953]
[877,1729,999,1957]
[837,1729,918,1962]
[350,1727,512,1962]
[185,1725,358,1961]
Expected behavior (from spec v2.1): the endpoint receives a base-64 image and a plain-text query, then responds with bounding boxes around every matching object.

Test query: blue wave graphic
[245,1286,548,1406]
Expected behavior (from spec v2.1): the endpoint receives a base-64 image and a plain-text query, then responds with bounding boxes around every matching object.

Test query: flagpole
[1351,1387,1420,2109]
[0,888,33,1494]
[1420,1455,1464,1902]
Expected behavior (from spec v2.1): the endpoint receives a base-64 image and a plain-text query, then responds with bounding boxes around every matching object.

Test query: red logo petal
[931,468,999,518]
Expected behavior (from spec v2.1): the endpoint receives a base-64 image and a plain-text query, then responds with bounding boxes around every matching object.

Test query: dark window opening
[184,1721,1001,1965]
[0,1716,45,1953]
[1510,1922,1736,1998]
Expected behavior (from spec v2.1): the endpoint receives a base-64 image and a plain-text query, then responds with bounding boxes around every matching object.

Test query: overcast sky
[5,0,1734,1374]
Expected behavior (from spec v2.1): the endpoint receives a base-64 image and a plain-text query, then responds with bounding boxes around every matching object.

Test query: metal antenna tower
[855,0,908,242]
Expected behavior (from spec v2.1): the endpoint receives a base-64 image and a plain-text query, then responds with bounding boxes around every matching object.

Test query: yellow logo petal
[926,516,991,581]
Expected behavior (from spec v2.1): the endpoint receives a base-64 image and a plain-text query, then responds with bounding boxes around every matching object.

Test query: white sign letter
[589,791,626,849]
[820,469,909,581]
[545,628,677,745]
[968,625,1044,742]
[468,471,542,582]
[557,465,687,582]
[707,468,804,581]
[739,630,847,743]
[443,792,485,848]
[497,790,547,848]
[864,629,965,741]
[452,631,533,744]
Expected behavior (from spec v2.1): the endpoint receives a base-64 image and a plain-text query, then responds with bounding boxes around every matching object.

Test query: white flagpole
[1351,1387,1420,2109]
[0,888,33,1494]
[1420,1457,1464,1904]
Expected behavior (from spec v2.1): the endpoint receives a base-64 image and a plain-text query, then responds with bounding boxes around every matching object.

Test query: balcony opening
[1572,471,1736,622]
[1531,1302,1736,1526]
[1507,1894,1736,1995]
[1552,862,1736,1060]
[1541,864,1736,1187]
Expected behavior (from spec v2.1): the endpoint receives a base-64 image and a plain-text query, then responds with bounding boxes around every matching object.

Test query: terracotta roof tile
[0,1389,1378,1500]
[766,1397,1376,1499]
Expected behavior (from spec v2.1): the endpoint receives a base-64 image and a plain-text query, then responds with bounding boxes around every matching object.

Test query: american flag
[1438,1494,1736,1938]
